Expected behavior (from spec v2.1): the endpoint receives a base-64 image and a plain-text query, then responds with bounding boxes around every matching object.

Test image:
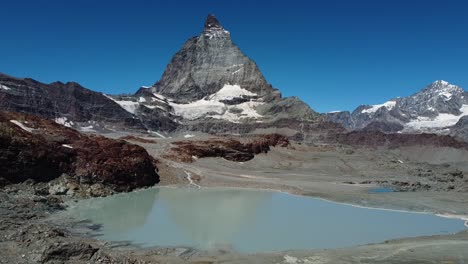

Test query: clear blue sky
[1,0,467,112]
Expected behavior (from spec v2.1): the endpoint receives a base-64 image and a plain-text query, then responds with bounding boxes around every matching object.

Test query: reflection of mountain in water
[155,188,272,250]
[67,189,157,233]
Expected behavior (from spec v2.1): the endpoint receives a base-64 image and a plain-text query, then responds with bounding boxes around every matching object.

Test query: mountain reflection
[154,188,272,250]
[65,187,466,253]
[67,189,157,232]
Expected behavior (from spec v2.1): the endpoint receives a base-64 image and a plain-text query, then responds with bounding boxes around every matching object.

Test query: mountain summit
[204,14,226,32]
[139,14,280,104]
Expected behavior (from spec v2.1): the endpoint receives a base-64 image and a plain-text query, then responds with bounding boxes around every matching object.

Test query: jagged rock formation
[327,80,468,135]
[0,73,145,133]
[138,14,281,103]
[128,15,320,136]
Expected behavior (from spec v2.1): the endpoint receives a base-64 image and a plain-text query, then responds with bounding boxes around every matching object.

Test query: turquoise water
[65,187,466,253]
[369,187,394,193]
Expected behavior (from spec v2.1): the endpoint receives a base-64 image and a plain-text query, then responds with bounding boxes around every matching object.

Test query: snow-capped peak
[434,80,449,86]
[418,80,464,102]
[426,80,461,92]
[361,100,396,114]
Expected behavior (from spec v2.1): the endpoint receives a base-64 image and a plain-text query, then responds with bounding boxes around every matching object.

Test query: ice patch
[80,125,96,132]
[406,104,468,129]
[54,117,74,128]
[138,97,146,103]
[207,84,257,101]
[184,134,195,138]
[204,28,230,39]
[105,95,139,114]
[143,104,166,111]
[148,130,166,139]
[166,84,263,122]
[0,84,11,91]
[362,101,396,114]
[10,120,34,132]
[62,144,73,149]
[113,100,139,114]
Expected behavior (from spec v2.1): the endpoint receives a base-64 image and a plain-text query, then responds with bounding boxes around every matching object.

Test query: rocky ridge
[0,73,146,133]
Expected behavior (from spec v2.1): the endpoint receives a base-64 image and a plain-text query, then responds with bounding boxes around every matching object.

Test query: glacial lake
[65,187,467,253]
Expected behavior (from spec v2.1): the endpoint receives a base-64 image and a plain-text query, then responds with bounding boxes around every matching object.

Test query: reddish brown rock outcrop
[165,134,289,162]
[0,111,159,191]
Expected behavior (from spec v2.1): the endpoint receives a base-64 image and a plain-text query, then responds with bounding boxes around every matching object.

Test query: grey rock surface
[141,15,281,104]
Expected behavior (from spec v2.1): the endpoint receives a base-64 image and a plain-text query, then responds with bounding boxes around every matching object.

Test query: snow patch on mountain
[207,84,257,101]
[10,120,34,132]
[166,84,263,122]
[0,84,11,91]
[406,104,468,130]
[105,95,139,114]
[204,28,230,39]
[54,117,74,128]
[361,101,396,114]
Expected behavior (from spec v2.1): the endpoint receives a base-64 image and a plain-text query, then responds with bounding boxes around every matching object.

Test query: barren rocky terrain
[1,110,468,263]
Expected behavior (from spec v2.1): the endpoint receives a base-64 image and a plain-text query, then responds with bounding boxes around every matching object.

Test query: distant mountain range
[326,80,468,141]
[1,15,467,142]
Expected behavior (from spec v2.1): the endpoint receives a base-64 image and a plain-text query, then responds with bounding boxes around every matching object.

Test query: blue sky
[1,0,467,112]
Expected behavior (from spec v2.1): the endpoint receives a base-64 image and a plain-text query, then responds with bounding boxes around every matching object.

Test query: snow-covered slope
[169,84,263,122]
[109,84,264,123]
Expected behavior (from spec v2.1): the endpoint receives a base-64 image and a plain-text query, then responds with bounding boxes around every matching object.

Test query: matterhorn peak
[203,14,230,39]
[204,14,223,30]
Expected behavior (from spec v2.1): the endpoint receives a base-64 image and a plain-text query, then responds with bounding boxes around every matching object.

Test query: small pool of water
[64,187,466,253]
[369,187,394,193]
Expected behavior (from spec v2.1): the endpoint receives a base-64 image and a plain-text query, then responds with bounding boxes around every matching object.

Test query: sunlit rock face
[145,14,280,104]
[130,14,320,134]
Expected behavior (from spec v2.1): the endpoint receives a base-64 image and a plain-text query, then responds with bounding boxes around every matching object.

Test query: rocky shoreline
[2,177,468,264]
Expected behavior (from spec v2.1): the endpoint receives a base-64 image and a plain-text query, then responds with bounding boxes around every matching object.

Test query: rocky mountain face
[451,116,468,142]
[138,15,281,104]
[326,80,468,137]
[128,15,321,136]
[0,73,145,133]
